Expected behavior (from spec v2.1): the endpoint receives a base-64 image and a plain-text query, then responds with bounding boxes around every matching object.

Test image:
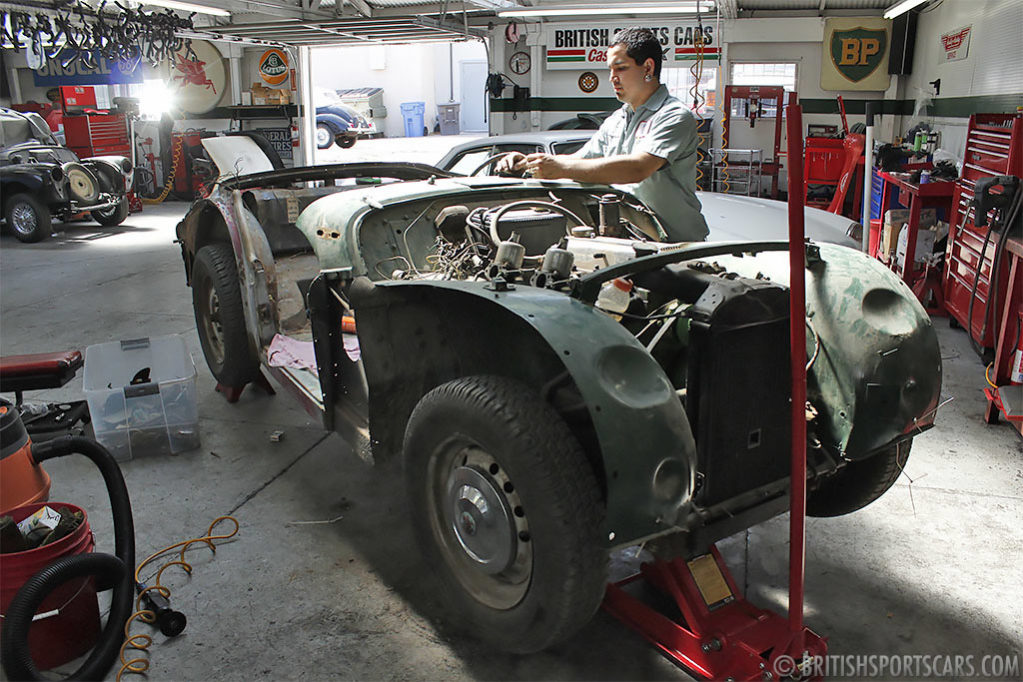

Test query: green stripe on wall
[547,57,586,62]
[491,94,1023,118]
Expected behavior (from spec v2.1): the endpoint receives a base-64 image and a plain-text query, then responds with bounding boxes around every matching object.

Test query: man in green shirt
[497,27,709,242]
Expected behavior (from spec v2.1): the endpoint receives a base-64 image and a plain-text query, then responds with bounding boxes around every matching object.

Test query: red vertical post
[785,104,808,651]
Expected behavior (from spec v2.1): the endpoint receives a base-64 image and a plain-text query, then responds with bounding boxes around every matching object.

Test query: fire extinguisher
[291,123,300,149]
[1012,311,1023,385]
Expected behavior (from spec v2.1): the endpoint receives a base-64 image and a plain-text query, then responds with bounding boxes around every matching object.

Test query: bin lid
[336,87,382,98]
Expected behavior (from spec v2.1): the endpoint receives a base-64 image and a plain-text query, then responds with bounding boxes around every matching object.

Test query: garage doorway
[460,60,488,132]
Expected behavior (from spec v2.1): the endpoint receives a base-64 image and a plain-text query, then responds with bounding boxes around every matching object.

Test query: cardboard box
[896,227,937,270]
[880,222,904,260]
[885,208,937,229]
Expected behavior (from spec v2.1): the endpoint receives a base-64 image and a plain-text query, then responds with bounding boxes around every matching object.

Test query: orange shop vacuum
[1,397,137,680]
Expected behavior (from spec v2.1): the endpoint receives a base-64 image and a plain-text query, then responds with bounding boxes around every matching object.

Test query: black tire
[337,135,356,149]
[807,439,911,517]
[5,193,51,243]
[191,244,260,386]
[315,123,334,150]
[92,198,129,226]
[949,316,961,329]
[403,375,607,654]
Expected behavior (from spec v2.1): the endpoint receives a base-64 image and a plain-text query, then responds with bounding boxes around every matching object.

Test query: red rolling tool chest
[943,113,1023,350]
[63,113,131,159]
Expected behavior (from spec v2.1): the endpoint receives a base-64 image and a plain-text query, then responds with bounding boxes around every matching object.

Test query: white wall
[311,41,486,138]
[895,0,1023,165]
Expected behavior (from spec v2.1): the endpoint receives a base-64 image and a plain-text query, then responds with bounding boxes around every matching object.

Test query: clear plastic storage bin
[83,336,200,461]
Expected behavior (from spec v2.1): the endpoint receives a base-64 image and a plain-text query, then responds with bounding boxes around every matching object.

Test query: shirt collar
[636,84,669,114]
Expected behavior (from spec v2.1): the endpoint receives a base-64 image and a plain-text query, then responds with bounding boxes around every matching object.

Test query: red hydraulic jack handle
[601,104,828,681]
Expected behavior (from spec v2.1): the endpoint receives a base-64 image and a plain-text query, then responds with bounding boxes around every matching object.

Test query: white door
[460,60,488,132]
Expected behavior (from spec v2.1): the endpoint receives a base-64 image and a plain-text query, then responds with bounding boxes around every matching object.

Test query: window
[728,62,798,119]
[729,62,797,91]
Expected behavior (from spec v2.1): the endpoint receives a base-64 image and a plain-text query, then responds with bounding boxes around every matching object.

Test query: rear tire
[337,135,356,149]
[404,375,607,653]
[191,244,260,386]
[92,198,129,226]
[5,193,51,243]
[315,124,334,150]
[807,440,911,517]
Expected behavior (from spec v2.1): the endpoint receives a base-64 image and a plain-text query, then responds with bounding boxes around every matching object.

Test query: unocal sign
[32,51,143,86]
[544,23,720,70]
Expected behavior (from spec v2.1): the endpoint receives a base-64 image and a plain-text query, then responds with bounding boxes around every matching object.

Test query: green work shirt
[577,85,709,242]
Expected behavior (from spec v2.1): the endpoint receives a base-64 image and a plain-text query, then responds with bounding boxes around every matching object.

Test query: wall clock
[510,51,531,75]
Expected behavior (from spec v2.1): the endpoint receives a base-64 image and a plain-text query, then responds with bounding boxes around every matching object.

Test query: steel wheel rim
[315,126,332,147]
[427,440,532,610]
[10,203,38,236]
[203,286,226,365]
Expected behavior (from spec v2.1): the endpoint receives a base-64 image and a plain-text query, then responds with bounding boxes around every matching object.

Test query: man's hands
[493,152,572,178]
[494,152,527,175]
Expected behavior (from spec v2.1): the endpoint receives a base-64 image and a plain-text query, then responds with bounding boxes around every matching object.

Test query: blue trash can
[400,101,426,137]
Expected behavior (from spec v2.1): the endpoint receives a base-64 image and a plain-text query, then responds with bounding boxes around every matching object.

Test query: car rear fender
[348,277,697,547]
[316,113,350,134]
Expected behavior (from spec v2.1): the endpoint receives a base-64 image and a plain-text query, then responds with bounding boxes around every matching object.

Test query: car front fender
[349,277,698,547]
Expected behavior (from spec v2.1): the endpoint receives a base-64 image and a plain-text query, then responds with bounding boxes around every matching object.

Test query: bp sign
[820,18,891,91]
[830,27,887,82]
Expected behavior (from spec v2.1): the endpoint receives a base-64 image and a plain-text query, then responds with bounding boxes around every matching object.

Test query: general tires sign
[820,18,891,91]
[544,22,720,70]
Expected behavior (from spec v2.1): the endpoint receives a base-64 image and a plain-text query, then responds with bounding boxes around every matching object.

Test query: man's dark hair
[610,27,664,80]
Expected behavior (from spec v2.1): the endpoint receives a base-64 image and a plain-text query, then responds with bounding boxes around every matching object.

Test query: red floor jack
[602,105,828,680]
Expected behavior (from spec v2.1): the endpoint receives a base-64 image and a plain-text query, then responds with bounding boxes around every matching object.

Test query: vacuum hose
[0,436,135,682]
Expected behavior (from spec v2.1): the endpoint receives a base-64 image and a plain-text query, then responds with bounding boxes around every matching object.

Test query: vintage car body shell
[294,180,942,546]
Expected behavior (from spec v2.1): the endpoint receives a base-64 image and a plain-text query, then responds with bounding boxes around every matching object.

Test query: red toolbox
[943,113,1023,349]
[64,113,131,159]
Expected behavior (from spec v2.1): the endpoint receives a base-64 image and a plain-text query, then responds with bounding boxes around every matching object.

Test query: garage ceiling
[193,0,899,47]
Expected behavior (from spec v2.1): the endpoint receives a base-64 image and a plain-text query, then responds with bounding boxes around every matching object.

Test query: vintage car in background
[315,90,375,150]
[175,136,941,655]
[0,107,132,243]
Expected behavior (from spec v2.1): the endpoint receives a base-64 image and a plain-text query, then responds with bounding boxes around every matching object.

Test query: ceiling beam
[342,0,373,18]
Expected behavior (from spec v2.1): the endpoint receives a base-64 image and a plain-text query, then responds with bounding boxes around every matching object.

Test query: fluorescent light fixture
[883,0,928,19]
[498,2,713,17]
[140,0,231,16]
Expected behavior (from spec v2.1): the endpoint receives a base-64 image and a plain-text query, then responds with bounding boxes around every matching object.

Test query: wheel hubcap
[447,466,515,574]
[429,444,532,609]
[10,204,37,235]
[316,128,331,146]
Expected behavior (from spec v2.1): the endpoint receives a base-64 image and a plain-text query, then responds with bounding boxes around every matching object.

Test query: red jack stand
[604,546,827,680]
[215,370,276,403]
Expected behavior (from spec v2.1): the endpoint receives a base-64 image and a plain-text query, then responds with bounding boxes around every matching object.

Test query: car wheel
[91,198,129,226]
[191,244,260,387]
[5,193,52,243]
[806,439,911,517]
[337,135,356,149]
[403,375,607,653]
[315,124,334,150]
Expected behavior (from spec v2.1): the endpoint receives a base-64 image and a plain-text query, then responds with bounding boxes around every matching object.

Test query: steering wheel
[470,151,526,178]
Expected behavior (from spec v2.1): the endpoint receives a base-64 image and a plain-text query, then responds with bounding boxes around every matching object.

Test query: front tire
[5,193,51,243]
[191,244,260,386]
[403,375,607,654]
[807,439,911,517]
[315,124,334,150]
[92,198,129,226]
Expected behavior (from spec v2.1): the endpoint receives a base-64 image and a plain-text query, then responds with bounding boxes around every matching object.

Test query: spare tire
[63,162,100,202]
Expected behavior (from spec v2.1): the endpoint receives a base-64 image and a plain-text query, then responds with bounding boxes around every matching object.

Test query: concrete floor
[1,137,1021,681]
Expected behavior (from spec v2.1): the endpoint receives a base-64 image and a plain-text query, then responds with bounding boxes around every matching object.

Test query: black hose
[0,436,135,682]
